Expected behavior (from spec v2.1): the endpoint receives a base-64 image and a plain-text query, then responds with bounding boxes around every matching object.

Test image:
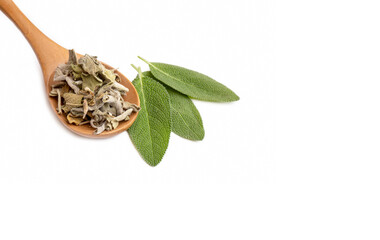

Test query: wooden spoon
[0,0,139,138]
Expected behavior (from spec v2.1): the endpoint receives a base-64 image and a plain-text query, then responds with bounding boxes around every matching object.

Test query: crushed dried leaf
[49,49,140,134]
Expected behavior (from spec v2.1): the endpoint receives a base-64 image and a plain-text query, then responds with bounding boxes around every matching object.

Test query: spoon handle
[0,0,66,75]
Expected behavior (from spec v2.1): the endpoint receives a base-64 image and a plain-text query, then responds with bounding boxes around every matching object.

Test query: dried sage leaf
[81,73,103,92]
[83,99,88,119]
[100,68,117,82]
[67,113,83,125]
[57,89,62,114]
[60,84,70,95]
[49,88,58,97]
[71,64,83,74]
[62,93,83,105]
[78,54,103,81]
[68,49,78,64]
[65,76,80,94]
[51,82,66,88]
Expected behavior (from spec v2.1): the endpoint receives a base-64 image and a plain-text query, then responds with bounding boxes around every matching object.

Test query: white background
[0,0,379,239]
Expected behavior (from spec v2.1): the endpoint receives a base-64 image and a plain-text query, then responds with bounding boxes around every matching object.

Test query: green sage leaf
[139,57,239,102]
[166,86,205,141]
[142,71,204,141]
[128,67,171,166]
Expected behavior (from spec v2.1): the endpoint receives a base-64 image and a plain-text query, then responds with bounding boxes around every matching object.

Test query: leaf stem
[131,64,143,80]
[131,64,139,72]
[138,56,150,65]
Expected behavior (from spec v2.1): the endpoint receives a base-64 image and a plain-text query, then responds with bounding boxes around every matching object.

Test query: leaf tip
[148,161,160,167]
[199,130,205,140]
[233,94,240,101]
[227,91,240,102]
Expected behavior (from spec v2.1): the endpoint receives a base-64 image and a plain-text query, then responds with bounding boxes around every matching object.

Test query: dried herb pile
[49,50,139,134]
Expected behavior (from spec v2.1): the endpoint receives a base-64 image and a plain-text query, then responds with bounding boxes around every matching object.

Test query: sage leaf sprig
[138,57,240,102]
[128,58,239,166]
[127,65,171,166]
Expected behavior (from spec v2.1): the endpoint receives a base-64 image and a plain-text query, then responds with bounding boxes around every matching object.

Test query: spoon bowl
[48,62,139,138]
[0,0,139,138]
